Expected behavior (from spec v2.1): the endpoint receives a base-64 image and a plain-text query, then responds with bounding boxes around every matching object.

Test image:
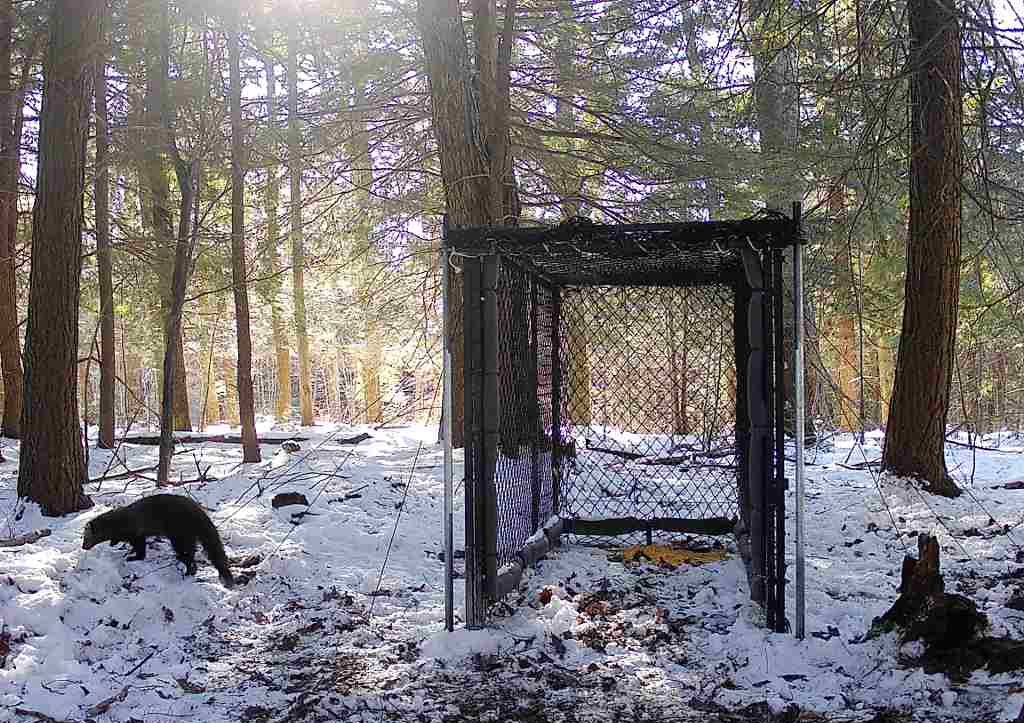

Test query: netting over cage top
[445,214,799,286]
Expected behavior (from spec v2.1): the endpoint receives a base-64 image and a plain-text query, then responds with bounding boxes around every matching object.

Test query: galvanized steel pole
[442,242,455,632]
[793,202,806,639]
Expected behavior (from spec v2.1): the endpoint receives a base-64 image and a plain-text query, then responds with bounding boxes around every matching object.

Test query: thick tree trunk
[0,0,24,439]
[751,0,801,435]
[140,0,191,456]
[261,55,292,422]
[287,22,314,427]
[156,159,194,483]
[94,54,116,448]
[350,77,383,425]
[229,8,260,463]
[882,0,962,497]
[17,0,104,515]
[418,0,519,448]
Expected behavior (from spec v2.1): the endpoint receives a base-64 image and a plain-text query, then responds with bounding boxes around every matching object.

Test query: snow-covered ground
[1,422,1022,722]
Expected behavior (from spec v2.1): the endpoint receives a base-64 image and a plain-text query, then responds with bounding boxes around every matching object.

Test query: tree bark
[287,20,314,427]
[222,356,240,426]
[0,0,23,439]
[229,6,261,463]
[751,0,801,435]
[261,53,292,422]
[94,53,116,449]
[350,76,383,425]
[836,315,860,431]
[417,0,520,447]
[199,295,223,430]
[139,0,191,449]
[17,0,104,515]
[882,0,962,497]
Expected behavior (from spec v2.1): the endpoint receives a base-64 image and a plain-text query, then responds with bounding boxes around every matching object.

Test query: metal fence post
[441,241,455,633]
[793,201,806,639]
[463,255,485,628]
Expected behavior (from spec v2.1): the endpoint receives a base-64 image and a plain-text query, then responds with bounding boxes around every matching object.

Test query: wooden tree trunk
[667,298,688,436]
[222,357,240,427]
[751,0,800,433]
[551,6,591,430]
[883,0,962,497]
[17,0,103,515]
[261,52,292,422]
[94,53,116,448]
[199,300,221,430]
[139,0,191,458]
[418,0,519,448]
[229,7,260,463]
[287,21,314,427]
[350,76,383,426]
[0,0,24,439]
[565,309,592,426]
[836,315,860,431]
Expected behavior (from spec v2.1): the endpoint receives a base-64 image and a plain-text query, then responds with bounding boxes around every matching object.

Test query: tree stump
[870,533,1024,680]
[872,533,986,650]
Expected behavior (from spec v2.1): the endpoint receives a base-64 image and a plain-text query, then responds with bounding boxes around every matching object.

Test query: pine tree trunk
[140,0,191,466]
[199,299,220,431]
[17,0,103,515]
[287,21,314,427]
[418,0,519,448]
[836,315,860,432]
[882,0,962,497]
[229,7,260,463]
[350,77,383,426]
[751,0,800,435]
[222,356,240,427]
[261,52,292,422]
[667,299,688,436]
[94,53,116,448]
[565,308,592,426]
[550,2,591,431]
[0,0,23,439]
[172,322,190,430]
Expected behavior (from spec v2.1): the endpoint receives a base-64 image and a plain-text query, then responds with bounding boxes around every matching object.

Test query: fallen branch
[0,529,52,547]
[118,432,371,447]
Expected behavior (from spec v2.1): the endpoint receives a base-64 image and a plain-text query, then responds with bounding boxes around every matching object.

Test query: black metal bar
[550,287,563,517]
[762,250,776,629]
[481,255,500,603]
[530,277,541,532]
[462,256,485,628]
[563,516,735,537]
[447,218,801,251]
[771,248,788,633]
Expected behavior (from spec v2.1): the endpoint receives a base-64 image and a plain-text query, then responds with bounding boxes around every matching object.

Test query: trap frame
[442,207,805,634]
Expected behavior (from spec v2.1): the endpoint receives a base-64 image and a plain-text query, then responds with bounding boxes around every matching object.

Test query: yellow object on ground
[622,544,728,568]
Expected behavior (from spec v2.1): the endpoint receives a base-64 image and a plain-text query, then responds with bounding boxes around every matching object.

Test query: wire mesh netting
[493,260,557,565]
[557,285,739,544]
[452,214,798,630]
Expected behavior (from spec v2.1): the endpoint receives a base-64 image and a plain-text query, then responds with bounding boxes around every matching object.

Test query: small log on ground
[584,440,644,460]
[0,529,52,547]
[870,533,1024,680]
[119,432,370,446]
[272,492,309,509]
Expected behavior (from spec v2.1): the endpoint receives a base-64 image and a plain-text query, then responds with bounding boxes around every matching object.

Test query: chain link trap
[442,211,803,634]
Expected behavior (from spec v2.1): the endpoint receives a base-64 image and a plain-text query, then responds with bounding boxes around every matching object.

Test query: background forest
[0,0,1021,487]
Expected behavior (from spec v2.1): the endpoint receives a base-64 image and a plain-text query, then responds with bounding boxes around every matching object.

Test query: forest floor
[0,422,1022,723]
